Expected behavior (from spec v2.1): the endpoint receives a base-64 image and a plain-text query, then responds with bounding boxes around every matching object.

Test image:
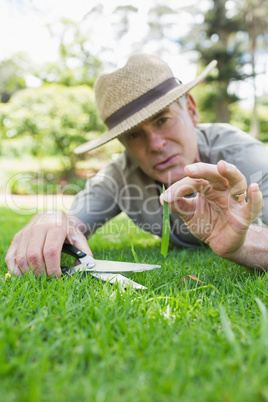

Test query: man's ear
[186,94,199,126]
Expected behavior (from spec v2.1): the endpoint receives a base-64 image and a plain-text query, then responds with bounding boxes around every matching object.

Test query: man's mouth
[154,155,178,171]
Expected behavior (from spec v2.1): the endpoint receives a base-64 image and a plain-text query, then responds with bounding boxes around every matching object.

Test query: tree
[181,0,249,122]
[233,0,268,138]
[0,85,105,176]
[0,53,28,102]
[112,5,138,40]
[36,19,102,87]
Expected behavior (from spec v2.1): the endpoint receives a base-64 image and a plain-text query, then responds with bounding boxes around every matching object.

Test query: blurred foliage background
[0,0,268,195]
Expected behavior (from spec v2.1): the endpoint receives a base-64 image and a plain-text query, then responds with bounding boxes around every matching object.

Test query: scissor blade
[91,260,161,273]
[92,272,147,290]
[61,260,161,274]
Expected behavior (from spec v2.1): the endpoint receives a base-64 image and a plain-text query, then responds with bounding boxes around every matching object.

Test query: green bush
[230,104,268,142]
[6,171,87,195]
[0,85,106,173]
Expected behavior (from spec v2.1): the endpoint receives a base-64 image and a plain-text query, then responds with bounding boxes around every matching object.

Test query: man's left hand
[160,161,263,259]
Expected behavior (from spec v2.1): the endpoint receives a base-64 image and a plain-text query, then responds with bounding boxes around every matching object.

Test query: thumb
[244,183,264,223]
[66,228,93,257]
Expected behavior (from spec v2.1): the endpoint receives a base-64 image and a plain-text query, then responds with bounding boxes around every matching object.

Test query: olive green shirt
[71,123,268,248]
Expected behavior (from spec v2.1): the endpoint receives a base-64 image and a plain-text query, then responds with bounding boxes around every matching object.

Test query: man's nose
[147,131,166,151]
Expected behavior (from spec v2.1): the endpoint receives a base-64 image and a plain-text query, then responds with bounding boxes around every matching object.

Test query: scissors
[61,243,161,290]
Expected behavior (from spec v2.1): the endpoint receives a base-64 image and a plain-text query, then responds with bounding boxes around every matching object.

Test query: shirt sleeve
[68,162,122,237]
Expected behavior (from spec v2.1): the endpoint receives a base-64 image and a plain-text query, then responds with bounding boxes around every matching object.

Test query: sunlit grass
[1,207,268,401]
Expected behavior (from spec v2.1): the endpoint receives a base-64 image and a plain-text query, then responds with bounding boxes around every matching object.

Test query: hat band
[105,77,181,130]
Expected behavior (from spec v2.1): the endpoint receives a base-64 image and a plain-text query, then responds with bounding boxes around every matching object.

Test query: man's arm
[160,160,266,270]
[6,159,125,277]
[222,224,268,271]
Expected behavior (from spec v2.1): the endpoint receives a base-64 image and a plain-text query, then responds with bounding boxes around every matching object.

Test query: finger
[43,228,66,277]
[160,177,210,204]
[217,160,247,196]
[185,162,229,191]
[15,230,33,274]
[66,227,93,257]
[242,183,263,222]
[5,232,23,276]
[25,228,47,276]
[167,196,196,221]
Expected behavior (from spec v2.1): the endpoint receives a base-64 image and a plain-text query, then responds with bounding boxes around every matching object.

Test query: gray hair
[177,95,187,109]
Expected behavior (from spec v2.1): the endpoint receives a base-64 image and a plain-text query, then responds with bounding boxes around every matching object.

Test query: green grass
[1,207,268,402]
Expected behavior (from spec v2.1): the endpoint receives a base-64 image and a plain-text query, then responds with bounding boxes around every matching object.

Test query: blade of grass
[161,185,170,257]
[130,241,140,264]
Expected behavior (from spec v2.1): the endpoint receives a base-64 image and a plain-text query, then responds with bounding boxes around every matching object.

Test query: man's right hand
[5,211,92,277]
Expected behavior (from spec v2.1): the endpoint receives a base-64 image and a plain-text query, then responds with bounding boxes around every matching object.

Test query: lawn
[0,207,268,402]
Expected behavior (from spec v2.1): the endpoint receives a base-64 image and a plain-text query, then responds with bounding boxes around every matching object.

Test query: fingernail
[185,165,197,174]
[163,191,173,202]
[222,161,234,171]
[251,183,259,191]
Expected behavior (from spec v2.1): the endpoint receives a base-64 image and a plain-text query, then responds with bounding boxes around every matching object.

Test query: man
[5,54,268,276]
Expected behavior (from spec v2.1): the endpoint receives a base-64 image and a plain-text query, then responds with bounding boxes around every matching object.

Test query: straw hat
[74,54,217,154]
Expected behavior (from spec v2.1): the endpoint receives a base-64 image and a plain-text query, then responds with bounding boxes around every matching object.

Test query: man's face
[120,95,200,187]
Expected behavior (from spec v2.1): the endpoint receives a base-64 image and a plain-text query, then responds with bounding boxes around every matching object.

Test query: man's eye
[128,132,139,140]
[158,117,168,125]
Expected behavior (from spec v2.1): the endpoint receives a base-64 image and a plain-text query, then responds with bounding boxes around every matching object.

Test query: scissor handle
[62,243,87,260]
[61,266,71,275]
[61,244,87,275]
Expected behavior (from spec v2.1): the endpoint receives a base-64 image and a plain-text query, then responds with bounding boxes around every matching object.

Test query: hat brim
[74,60,217,154]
